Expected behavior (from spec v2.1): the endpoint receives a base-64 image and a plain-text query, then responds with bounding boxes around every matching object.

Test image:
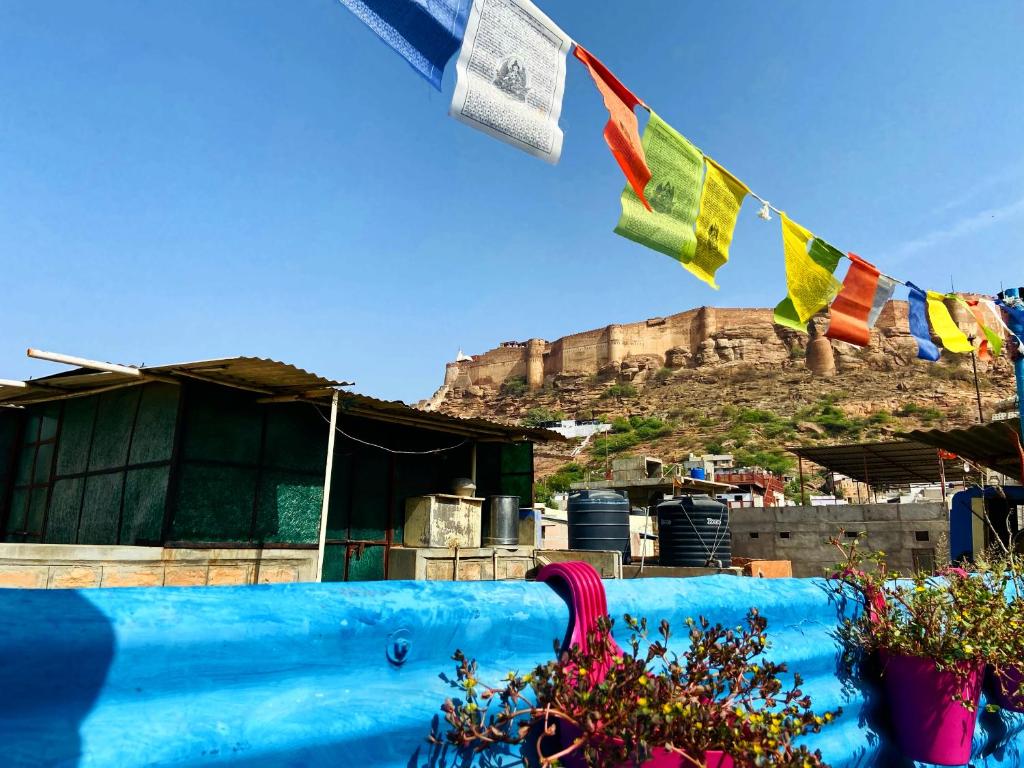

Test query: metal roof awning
[902,418,1023,482]
[787,440,970,486]
[0,351,563,443]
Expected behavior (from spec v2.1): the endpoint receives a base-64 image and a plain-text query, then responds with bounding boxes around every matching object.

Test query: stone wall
[730,502,948,577]
[0,544,318,588]
[424,295,1002,402]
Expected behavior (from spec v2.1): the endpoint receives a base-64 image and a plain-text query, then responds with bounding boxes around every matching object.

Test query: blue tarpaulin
[337,0,471,90]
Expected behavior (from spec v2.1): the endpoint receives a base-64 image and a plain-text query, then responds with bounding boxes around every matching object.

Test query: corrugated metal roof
[0,356,563,442]
[902,418,1024,481]
[787,440,970,486]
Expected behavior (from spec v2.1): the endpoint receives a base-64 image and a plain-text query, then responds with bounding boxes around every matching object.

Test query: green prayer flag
[773,237,844,331]
[614,111,703,262]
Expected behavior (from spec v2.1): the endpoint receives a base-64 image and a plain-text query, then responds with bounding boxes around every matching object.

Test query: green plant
[827,534,1006,708]
[735,408,779,425]
[654,367,673,382]
[500,377,529,397]
[867,410,892,425]
[896,403,943,421]
[610,416,633,433]
[434,611,839,766]
[601,383,638,400]
[734,449,794,476]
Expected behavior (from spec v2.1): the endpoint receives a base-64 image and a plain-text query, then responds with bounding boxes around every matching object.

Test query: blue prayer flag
[338,0,471,90]
[906,282,940,362]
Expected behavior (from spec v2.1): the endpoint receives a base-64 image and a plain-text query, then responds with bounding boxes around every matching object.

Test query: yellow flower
[637,697,648,707]
[638,675,648,686]
[662,704,673,714]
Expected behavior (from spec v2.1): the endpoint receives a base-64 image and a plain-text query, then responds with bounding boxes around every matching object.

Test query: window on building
[912,548,936,574]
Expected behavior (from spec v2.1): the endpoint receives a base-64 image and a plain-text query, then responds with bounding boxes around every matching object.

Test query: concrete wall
[2,576,1022,766]
[730,502,948,578]
[0,544,317,588]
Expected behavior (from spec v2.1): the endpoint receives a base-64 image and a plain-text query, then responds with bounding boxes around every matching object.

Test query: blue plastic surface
[2,576,1024,767]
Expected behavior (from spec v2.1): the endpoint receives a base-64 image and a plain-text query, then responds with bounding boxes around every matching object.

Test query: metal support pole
[969,348,984,423]
[1004,288,1024,436]
[316,390,340,582]
[938,450,948,508]
[798,454,806,506]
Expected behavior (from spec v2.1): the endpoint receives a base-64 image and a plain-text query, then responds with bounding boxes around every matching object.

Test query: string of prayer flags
[779,215,842,324]
[450,0,571,163]
[688,159,748,289]
[337,0,471,90]
[574,45,651,209]
[866,275,898,330]
[925,291,974,354]
[773,238,843,331]
[963,299,1004,360]
[613,112,702,261]
[825,253,881,347]
[906,282,941,361]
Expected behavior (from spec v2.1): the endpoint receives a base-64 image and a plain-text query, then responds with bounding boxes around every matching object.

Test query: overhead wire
[312,403,470,455]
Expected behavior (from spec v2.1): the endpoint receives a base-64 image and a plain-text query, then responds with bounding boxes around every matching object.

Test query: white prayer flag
[450,0,571,164]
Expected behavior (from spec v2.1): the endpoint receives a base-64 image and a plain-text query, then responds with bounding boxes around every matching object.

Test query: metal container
[451,478,477,497]
[483,495,520,546]
[567,489,631,565]
[656,495,730,567]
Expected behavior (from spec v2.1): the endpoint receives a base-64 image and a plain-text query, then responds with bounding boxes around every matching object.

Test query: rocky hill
[426,301,1016,497]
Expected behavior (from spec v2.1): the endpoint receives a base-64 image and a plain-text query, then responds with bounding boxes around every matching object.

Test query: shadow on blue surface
[0,589,114,768]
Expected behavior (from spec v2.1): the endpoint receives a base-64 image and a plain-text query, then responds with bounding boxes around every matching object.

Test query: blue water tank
[567,490,631,565]
[689,467,707,480]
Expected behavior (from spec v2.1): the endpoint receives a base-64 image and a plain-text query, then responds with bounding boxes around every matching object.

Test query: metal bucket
[483,496,520,546]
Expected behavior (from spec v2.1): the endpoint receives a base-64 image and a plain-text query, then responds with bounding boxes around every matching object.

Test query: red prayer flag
[826,253,881,347]
[573,44,652,211]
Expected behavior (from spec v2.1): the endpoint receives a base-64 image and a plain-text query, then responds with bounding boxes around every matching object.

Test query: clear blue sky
[1,1,1021,402]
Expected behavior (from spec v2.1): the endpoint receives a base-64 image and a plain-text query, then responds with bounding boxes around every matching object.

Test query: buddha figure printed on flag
[494,56,528,101]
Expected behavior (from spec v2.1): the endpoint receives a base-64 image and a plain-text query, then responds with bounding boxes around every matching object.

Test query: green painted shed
[0,357,557,581]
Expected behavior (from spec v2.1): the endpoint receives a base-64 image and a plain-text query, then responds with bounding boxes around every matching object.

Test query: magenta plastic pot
[881,652,983,765]
[988,665,1024,712]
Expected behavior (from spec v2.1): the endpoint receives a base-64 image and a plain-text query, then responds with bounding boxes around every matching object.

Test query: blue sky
[1,1,1021,402]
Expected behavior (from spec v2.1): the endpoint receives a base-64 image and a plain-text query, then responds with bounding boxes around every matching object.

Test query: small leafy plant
[826,532,1007,708]
[433,610,838,767]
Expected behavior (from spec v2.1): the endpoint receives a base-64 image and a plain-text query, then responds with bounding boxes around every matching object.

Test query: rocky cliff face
[427,301,1016,478]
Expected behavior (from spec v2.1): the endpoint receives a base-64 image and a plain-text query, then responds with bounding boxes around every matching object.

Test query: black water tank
[568,490,631,565]
[657,495,731,567]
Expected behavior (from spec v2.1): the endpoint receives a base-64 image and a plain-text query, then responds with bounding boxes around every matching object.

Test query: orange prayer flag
[573,44,652,211]
[825,253,881,347]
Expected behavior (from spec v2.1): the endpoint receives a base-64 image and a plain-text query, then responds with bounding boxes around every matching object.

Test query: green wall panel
[321,544,347,582]
[347,545,385,581]
[78,472,124,544]
[182,385,261,464]
[501,441,532,474]
[121,467,170,544]
[46,477,84,544]
[172,463,257,542]
[32,443,54,484]
[89,389,142,471]
[129,384,180,464]
[14,444,34,485]
[349,450,388,541]
[56,397,97,475]
[253,471,322,544]
[263,405,327,473]
[38,404,60,442]
[325,452,353,540]
[6,489,26,535]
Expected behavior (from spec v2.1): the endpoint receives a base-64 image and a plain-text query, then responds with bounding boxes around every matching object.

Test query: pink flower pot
[881,652,983,765]
[988,665,1024,712]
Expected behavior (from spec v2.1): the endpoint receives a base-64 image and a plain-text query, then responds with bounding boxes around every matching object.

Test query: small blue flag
[338,0,471,90]
[906,282,940,362]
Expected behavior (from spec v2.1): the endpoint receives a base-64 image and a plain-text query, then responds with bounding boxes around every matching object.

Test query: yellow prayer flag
[925,291,974,353]
[688,158,748,289]
[781,214,841,323]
